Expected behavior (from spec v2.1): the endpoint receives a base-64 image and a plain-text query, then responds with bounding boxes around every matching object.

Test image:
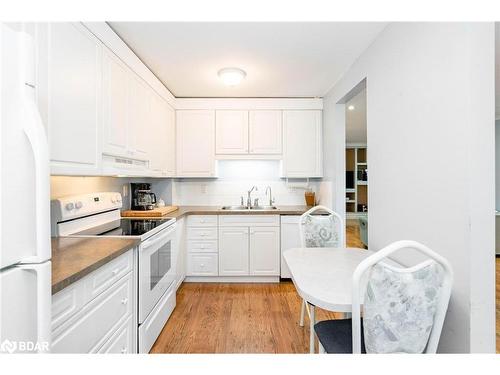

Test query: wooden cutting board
[121,206,179,217]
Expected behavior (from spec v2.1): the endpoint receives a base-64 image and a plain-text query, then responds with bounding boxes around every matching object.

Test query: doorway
[344,85,367,249]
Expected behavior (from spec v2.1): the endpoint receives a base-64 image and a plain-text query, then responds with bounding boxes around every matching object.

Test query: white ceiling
[346,88,366,144]
[108,22,386,98]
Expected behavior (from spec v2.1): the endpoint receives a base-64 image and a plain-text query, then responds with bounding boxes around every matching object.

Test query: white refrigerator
[0,23,51,354]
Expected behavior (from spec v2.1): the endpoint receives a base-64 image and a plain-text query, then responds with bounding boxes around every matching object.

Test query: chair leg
[309,304,315,354]
[299,299,306,327]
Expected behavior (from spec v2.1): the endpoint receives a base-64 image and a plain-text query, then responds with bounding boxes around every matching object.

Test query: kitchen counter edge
[51,237,139,295]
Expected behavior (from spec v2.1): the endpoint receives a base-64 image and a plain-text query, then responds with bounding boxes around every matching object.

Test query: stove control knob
[111,197,116,203]
[65,202,74,211]
[115,194,122,203]
[75,201,83,209]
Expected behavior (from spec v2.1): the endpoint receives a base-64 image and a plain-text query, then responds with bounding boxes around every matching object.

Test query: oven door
[139,223,176,324]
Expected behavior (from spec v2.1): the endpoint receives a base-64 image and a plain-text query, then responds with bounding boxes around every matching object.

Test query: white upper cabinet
[102,48,130,159]
[37,23,102,175]
[176,110,216,177]
[150,93,175,176]
[164,103,176,176]
[102,48,152,164]
[215,110,283,157]
[282,110,323,177]
[215,110,248,154]
[249,110,282,154]
[128,75,152,162]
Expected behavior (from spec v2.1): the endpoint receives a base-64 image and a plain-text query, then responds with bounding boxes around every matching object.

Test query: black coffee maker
[130,183,156,211]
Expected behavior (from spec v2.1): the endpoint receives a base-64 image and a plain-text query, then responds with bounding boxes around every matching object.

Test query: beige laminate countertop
[52,206,310,294]
[139,205,313,220]
[51,237,139,295]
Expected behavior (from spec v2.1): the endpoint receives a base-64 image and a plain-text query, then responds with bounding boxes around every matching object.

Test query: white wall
[172,160,324,206]
[496,120,500,210]
[321,23,495,353]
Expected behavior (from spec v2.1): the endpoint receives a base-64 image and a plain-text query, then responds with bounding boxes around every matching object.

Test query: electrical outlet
[201,184,207,194]
[122,184,129,197]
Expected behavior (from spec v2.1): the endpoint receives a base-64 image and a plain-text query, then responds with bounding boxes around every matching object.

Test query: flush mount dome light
[218,67,246,86]
[348,105,355,111]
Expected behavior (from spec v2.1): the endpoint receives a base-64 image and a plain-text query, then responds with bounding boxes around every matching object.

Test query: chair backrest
[351,240,453,354]
[299,205,344,248]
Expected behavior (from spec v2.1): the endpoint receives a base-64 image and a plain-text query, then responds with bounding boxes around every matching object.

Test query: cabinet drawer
[51,273,133,353]
[187,215,218,227]
[218,215,280,227]
[187,227,218,240]
[187,240,218,253]
[83,250,133,303]
[187,253,218,276]
[98,315,134,354]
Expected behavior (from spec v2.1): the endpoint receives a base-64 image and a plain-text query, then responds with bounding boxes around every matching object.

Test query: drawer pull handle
[120,348,127,354]
[121,298,128,305]
[112,269,119,276]
[200,264,205,268]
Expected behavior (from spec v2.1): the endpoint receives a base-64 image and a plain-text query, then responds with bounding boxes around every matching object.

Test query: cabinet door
[149,92,166,174]
[218,227,249,276]
[38,23,102,175]
[176,110,215,177]
[249,226,280,276]
[164,102,176,176]
[128,75,151,162]
[102,48,130,158]
[215,110,248,154]
[249,110,282,154]
[282,110,323,177]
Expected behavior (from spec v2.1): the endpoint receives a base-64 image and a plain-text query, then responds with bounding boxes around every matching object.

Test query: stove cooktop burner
[74,218,172,237]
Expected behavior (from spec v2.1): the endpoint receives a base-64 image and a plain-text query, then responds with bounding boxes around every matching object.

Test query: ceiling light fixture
[218,67,246,86]
[348,105,355,111]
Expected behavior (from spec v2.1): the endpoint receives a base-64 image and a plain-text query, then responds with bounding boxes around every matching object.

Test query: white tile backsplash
[172,160,322,206]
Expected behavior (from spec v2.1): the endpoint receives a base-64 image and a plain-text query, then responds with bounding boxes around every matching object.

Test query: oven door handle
[141,225,176,250]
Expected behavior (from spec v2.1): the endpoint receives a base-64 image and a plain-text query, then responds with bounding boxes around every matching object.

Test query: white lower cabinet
[98,315,134,354]
[186,215,219,276]
[218,227,249,276]
[249,227,280,276]
[217,215,280,277]
[183,215,281,279]
[51,271,133,353]
[51,250,135,353]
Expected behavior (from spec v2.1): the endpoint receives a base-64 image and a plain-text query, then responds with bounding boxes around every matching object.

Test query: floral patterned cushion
[363,260,445,354]
[302,214,340,248]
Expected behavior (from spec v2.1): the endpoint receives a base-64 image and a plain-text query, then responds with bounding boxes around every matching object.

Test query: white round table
[283,247,374,353]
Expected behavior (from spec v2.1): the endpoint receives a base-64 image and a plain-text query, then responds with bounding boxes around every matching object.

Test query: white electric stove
[51,192,178,353]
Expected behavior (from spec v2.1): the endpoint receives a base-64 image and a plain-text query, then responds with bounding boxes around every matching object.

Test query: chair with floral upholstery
[314,240,453,354]
[298,205,344,352]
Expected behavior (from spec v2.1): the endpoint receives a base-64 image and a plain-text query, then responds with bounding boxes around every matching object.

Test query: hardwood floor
[150,282,340,353]
[346,219,365,248]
